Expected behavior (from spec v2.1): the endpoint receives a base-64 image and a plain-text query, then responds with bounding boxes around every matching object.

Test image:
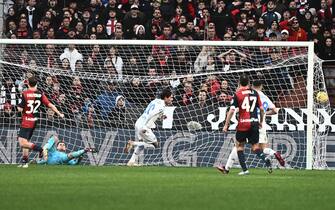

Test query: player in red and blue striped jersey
[222,74,271,175]
[17,76,64,168]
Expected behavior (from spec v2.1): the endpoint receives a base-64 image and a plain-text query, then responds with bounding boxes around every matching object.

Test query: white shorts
[135,124,157,144]
[259,127,268,144]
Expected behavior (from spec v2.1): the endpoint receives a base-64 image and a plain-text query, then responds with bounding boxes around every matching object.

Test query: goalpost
[0,39,330,169]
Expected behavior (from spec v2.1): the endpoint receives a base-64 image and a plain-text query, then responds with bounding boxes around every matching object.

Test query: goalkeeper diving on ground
[33,135,97,165]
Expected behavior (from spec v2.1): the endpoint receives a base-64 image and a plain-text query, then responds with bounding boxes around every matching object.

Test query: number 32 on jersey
[26,100,41,114]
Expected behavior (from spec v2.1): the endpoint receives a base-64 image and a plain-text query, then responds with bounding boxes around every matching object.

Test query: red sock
[22,155,28,164]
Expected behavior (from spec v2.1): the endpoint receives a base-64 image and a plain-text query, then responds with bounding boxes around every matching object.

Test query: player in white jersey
[217,80,285,174]
[125,89,173,166]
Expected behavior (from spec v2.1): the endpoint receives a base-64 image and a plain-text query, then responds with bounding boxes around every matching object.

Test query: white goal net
[0,39,330,169]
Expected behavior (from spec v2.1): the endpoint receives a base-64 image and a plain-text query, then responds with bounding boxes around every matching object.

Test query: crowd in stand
[3,0,335,58]
[0,0,334,129]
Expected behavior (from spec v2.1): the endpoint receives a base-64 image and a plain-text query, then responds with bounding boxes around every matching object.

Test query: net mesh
[0,40,330,169]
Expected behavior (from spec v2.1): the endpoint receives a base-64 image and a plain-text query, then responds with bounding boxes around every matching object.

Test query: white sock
[225,147,238,170]
[128,145,142,163]
[133,142,155,149]
[128,153,137,163]
[263,147,276,158]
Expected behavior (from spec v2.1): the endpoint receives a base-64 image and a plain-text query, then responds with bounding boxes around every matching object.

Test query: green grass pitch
[0,165,334,210]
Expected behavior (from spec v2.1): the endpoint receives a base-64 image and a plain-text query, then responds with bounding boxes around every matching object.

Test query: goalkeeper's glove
[85,148,97,153]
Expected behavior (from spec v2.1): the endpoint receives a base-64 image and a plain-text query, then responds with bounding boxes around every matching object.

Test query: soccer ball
[316,91,328,104]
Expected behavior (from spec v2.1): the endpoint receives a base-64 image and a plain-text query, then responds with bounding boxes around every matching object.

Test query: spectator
[219,79,233,97]
[186,90,213,131]
[102,0,123,21]
[38,17,51,38]
[105,46,123,79]
[143,67,161,100]
[161,0,174,22]
[211,1,233,39]
[96,23,108,39]
[56,17,71,39]
[280,16,307,41]
[43,44,59,68]
[74,21,86,39]
[6,20,17,37]
[216,91,231,107]
[261,0,282,28]
[32,30,41,39]
[103,58,118,77]
[20,0,42,31]
[87,44,104,72]
[16,18,31,38]
[156,23,172,40]
[123,4,146,39]
[87,0,105,22]
[105,8,119,38]
[194,46,214,73]
[81,9,95,36]
[5,7,17,33]
[280,29,289,41]
[133,24,146,39]
[205,25,221,40]
[1,78,17,106]
[147,8,165,33]
[61,58,71,72]
[0,103,16,125]
[125,77,147,104]
[170,5,183,28]
[172,24,192,40]
[95,81,120,119]
[266,20,281,38]
[68,76,85,117]
[300,11,313,31]
[46,27,56,39]
[147,24,161,39]
[109,95,128,128]
[113,27,124,39]
[319,37,335,60]
[255,24,266,41]
[57,93,72,127]
[59,44,83,72]
[43,76,55,98]
[245,18,257,40]
[175,81,195,106]
[206,75,221,98]
[217,49,247,70]
[308,24,323,45]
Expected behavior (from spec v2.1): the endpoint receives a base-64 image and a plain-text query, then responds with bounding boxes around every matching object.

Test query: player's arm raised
[41,93,64,118]
[17,93,26,112]
[48,103,64,118]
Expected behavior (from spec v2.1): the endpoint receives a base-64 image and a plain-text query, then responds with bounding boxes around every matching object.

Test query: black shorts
[236,126,259,145]
[18,127,35,140]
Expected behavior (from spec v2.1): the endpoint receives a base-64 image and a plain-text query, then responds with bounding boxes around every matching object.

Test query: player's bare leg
[124,139,134,153]
[19,137,43,156]
[18,137,43,168]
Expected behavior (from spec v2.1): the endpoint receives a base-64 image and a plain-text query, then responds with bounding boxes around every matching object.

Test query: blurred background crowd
[0,0,334,129]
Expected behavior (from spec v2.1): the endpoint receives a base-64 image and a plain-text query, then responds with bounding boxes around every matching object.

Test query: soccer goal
[0,39,330,169]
